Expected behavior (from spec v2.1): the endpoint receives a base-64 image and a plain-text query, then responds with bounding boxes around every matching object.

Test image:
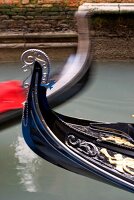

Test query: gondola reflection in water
[21,49,134,192]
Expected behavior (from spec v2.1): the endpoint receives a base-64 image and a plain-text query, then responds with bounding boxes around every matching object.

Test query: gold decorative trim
[101,135,134,148]
[100,148,134,175]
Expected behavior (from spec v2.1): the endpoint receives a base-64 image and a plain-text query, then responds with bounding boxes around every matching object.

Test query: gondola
[0,10,91,125]
[22,52,134,192]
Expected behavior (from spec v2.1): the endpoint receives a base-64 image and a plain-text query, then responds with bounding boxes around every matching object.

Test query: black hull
[22,61,134,192]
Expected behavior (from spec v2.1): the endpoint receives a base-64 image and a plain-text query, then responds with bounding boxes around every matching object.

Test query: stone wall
[0,3,78,32]
[0,1,134,32]
[0,0,86,7]
[0,1,134,60]
[0,0,134,6]
[0,1,75,33]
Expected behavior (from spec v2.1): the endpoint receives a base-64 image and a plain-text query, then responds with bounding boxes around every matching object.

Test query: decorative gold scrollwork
[101,135,134,148]
[100,148,134,175]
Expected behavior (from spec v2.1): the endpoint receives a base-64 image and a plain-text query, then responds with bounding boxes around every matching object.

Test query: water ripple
[14,136,41,192]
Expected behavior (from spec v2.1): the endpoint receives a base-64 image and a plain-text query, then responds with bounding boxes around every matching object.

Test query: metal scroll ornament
[21,49,51,88]
[66,135,98,157]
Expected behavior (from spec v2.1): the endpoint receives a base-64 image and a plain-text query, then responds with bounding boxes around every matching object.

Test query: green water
[0,61,134,199]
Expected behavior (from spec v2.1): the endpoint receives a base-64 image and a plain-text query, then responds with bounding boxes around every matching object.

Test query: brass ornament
[101,135,134,148]
[100,148,134,175]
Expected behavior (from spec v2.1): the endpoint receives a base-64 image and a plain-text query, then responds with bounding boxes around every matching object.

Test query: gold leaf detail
[101,135,134,148]
[100,148,134,175]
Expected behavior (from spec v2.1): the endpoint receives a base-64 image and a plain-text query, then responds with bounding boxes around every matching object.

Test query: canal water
[0,61,134,199]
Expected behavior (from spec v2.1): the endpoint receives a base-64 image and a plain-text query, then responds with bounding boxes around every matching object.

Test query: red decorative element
[0,80,26,113]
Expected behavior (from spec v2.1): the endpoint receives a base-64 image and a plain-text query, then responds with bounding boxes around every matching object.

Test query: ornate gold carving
[101,135,134,148]
[100,148,134,175]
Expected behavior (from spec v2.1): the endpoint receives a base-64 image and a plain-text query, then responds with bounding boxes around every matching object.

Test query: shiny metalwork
[66,135,98,157]
[21,49,50,88]
[101,135,134,148]
[100,148,134,175]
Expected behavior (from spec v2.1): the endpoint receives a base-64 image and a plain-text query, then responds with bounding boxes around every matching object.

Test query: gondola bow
[22,52,134,192]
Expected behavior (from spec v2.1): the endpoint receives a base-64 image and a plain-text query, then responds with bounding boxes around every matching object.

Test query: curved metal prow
[21,49,51,88]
